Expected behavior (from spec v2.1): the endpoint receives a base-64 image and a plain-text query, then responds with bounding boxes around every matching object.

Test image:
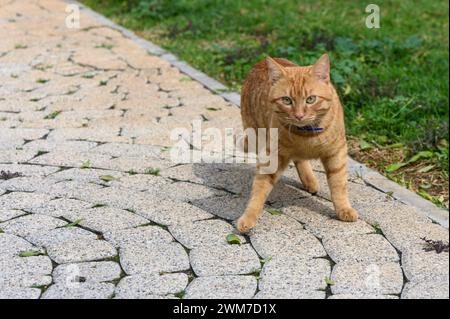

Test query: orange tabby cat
[237,54,358,233]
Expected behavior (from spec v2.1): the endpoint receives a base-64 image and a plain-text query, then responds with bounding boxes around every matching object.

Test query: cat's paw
[237,216,257,233]
[336,207,358,222]
[303,178,320,194]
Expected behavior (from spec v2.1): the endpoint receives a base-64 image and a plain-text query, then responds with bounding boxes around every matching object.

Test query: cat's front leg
[321,148,358,222]
[237,156,289,233]
[294,160,320,194]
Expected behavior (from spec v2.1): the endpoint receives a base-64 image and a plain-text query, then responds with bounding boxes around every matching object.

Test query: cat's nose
[294,113,305,121]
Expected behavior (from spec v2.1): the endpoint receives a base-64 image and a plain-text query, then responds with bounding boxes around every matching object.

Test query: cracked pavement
[0,0,449,299]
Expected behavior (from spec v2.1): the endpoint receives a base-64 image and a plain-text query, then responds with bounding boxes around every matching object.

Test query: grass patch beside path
[81,0,449,208]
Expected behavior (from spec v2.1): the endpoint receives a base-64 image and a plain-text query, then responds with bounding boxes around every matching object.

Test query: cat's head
[267,54,334,127]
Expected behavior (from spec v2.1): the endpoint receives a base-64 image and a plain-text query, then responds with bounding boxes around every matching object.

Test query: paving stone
[0,214,66,237]
[258,255,331,293]
[328,294,398,299]
[185,276,257,299]
[0,287,41,299]
[249,212,326,259]
[330,262,404,295]
[104,225,173,248]
[120,242,189,275]
[254,289,326,299]
[0,149,38,163]
[109,173,171,191]
[46,128,124,144]
[401,248,449,282]
[0,164,59,177]
[322,234,399,263]
[29,198,93,217]
[41,282,115,299]
[91,142,162,158]
[46,238,117,264]
[38,180,104,199]
[25,227,98,247]
[104,155,173,173]
[381,219,448,252]
[401,280,449,299]
[22,140,97,153]
[49,168,126,185]
[0,233,39,257]
[190,244,260,276]
[354,200,431,228]
[132,200,214,226]
[0,191,53,210]
[149,181,227,202]
[0,208,27,222]
[116,273,188,299]
[161,163,253,195]
[283,198,374,239]
[0,255,52,288]
[1,128,49,140]
[53,261,122,284]
[190,195,247,220]
[29,151,112,168]
[0,176,58,192]
[267,181,311,207]
[169,219,245,249]
[63,206,149,233]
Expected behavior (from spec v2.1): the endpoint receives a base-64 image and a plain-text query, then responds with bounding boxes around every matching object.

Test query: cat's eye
[306,95,317,104]
[281,96,293,105]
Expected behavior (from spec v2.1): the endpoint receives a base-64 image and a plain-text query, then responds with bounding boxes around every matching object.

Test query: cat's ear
[311,53,330,83]
[266,56,285,83]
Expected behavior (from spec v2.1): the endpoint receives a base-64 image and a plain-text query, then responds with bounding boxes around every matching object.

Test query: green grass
[81,0,449,205]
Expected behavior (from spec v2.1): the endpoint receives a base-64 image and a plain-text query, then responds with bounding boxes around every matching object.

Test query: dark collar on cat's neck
[285,124,324,134]
[295,126,324,132]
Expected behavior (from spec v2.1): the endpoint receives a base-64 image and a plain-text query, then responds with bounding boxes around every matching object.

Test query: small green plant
[371,223,383,235]
[324,276,335,286]
[44,110,61,119]
[15,44,27,49]
[80,160,92,169]
[99,80,108,86]
[174,290,186,298]
[266,207,282,216]
[34,64,52,71]
[145,167,160,176]
[19,250,45,257]
[206,107,221,111]
[260,256,272,265]
[36,78,49,84]
[62,219,84,228]
[226,233,241,245]
[92,204,106,208]
[99,175,117,182]
[95,43,114,50]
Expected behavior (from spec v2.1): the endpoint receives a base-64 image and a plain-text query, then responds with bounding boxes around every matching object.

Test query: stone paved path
[0,0,448,299]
